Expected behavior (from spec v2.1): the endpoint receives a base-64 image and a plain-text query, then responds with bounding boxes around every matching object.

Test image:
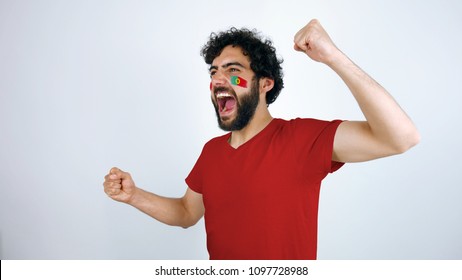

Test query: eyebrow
[209,62,246,72]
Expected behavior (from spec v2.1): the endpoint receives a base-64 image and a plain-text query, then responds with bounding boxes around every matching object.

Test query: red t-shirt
[185,118,344,259]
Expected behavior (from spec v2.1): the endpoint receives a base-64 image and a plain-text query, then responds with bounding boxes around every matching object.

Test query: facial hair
[212,78,260,132]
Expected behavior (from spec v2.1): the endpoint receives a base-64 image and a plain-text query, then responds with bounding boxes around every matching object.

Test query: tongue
[224,98,236,111]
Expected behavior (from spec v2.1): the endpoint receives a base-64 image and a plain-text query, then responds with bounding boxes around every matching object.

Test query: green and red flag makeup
[210,76,248,90]
[230,76,247,88]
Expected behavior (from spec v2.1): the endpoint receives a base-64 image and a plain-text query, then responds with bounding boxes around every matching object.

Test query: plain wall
[1,0,461,259]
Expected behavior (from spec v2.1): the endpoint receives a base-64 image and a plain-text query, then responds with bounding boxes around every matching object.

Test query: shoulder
[276,117,343,133]
[202,133,230,151]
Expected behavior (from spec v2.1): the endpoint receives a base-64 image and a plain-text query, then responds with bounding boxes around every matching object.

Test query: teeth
[216,92,232,99]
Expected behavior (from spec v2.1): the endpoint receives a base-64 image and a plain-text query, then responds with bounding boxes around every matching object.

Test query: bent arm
[104,168,204,228]
[293,19,420,163]
[128,187,204,228]
[329,52,420,162]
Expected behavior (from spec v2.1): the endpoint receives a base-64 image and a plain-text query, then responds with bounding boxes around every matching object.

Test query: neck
[229,106,273,149]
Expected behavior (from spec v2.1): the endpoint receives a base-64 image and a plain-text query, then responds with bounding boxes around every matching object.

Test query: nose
[211,70,229,88]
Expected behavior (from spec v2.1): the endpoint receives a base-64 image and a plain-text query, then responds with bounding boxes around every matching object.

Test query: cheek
[230,76,248,88]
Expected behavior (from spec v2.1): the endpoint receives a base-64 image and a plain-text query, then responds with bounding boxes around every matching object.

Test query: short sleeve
[185,146,205,194]
[316,120,344,174]
[289,118,344,177]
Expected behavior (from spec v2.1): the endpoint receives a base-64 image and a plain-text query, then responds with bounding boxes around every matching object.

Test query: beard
[212,78,260,131]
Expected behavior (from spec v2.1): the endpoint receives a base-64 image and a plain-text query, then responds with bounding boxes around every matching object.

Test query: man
[103,19,420,259]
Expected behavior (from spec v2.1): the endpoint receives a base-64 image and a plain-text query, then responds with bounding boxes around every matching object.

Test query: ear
[259,77,274,95]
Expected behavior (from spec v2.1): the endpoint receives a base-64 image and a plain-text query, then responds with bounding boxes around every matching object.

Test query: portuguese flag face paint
[230,76,248,88]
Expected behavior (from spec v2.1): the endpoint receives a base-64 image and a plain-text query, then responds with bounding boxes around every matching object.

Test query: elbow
[392,129,421,154]
[179,214,201,229]
[180,219,199,229]
[181,221,193,229]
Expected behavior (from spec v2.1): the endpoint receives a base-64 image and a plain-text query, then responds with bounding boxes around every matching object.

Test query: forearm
[327,51,420,152]
[127,188,195,228]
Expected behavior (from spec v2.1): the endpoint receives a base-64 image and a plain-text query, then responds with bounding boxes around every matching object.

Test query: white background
[1,0,461,259]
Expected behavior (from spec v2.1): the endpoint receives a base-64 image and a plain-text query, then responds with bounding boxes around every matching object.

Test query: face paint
[230,76,248,88]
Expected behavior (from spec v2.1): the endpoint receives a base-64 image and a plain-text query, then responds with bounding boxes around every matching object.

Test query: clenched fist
[103,167,137,203]
[293,19,341,65]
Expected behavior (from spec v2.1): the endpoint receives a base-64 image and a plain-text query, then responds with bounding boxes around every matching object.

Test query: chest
[200,144,313,213]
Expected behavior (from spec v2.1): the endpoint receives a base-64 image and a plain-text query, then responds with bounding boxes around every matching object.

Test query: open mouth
[216,91,237,115]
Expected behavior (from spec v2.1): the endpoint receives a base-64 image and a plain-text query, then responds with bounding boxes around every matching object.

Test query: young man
[103,19,420,259]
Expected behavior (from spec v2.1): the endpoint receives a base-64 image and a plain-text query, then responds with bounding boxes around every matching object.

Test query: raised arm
[294,19,420,162]
[103,167,204,228]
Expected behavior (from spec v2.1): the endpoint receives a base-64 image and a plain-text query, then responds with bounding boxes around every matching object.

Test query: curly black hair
[200,27,284,105]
